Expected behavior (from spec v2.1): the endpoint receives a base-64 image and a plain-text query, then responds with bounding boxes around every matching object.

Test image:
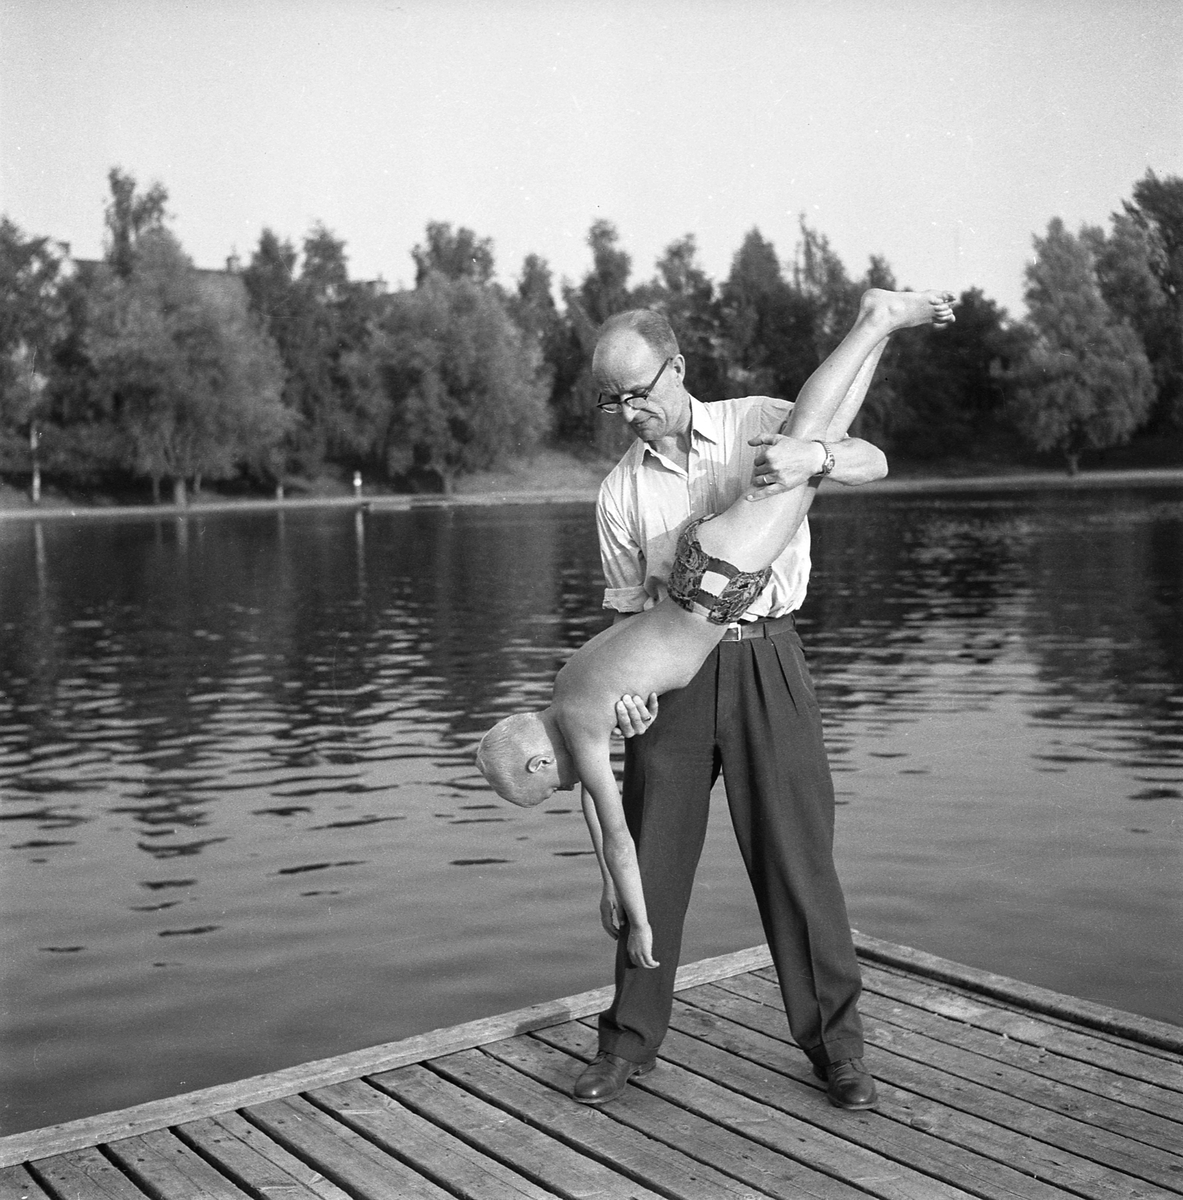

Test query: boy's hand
[600,884,623,939]
[627,922,659,969]
[612,692,659,738]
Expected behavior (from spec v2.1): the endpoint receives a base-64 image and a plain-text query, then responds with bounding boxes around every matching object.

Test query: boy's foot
[864,287,956,330]
[572,1051,656,1104]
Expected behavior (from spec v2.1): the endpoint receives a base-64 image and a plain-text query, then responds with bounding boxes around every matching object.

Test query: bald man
[579,294,942,1111]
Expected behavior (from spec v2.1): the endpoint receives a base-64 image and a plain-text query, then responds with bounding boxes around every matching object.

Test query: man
[581,303,893,1111]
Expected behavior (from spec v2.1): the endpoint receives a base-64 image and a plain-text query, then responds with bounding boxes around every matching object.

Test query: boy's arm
[580,786,623,940]
[571,734,658,969]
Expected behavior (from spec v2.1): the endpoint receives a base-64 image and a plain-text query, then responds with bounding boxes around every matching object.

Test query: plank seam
[169,1118,301,1200]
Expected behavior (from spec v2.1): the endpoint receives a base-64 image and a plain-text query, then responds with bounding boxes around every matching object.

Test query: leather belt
[720,613,796,641]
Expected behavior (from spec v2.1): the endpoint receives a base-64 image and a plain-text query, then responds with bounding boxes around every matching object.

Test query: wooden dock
[2,932,1180,1199]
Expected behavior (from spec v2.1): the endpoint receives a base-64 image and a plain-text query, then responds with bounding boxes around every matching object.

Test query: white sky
[2,0,1180,318]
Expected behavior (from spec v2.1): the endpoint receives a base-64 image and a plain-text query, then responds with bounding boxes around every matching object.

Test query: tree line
[1,167,1179,503]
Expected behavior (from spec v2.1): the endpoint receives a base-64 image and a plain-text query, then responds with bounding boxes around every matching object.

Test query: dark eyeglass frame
[596,357,673,414]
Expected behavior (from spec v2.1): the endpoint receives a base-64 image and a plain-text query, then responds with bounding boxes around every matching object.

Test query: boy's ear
[525,753,553,775]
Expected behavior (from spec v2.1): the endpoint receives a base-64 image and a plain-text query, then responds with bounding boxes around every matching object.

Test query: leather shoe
[813,1057,877,1110]
[572,1051,656,1104]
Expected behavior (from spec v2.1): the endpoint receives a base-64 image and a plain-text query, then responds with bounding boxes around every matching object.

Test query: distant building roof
[70,257,249,314]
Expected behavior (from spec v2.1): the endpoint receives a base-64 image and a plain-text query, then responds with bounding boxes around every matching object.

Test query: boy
[477,288,954,971]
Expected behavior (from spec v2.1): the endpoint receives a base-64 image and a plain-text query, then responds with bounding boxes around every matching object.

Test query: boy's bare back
[553,600,724,740]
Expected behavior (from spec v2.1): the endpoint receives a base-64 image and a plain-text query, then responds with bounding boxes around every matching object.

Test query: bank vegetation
[2,168,1180,504]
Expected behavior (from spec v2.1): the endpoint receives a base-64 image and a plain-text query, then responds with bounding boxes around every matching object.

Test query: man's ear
[525,753,553,775]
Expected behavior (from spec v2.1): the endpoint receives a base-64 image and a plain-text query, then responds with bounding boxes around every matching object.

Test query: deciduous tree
[1009,218,1154,474]
[0,219,67,476]
[1120,170,1183,425]
[569,219,633,327]
[88,228,288,502]
[412,222,495,287]
[635,234,727,402]
[369,272,549,491]
[884,288,1023,460]
[242,224,381,482]
[719,228,814,401]
[792,219,860,359]
[104,167,168,279]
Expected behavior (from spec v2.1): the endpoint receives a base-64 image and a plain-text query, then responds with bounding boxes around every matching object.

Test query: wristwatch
[813,440,835,477]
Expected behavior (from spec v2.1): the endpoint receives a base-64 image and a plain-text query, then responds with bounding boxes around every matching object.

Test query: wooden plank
[534,1022,994,1200]
[858,977,1183,1130]
[308,1078,560,1200]
[726,970,1183,1150]
[0,1165,53,1200]
[103,1130,254,1200]
[373,1061,668,1200]
[487,1030,910,1200]
[852,932,1183,1052]
[245,1094,452,1200]
[858,962,1183,1097]
[24,1146,150,1199]
[0,943,772,1169]
[416,1045,786,1200]
[176,1112,353,1199]
[861,1012,1183,1181]
[850,958,1183,1068]
[662,988,1171,1200]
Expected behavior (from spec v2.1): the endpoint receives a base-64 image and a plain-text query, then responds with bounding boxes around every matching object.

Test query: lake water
[1,484,1180,1136]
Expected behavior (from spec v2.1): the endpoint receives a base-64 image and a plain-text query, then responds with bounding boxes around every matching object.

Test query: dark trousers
[597,626,865,1068]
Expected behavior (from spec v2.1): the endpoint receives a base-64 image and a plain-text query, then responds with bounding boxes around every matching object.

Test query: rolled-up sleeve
[596,485,648,613]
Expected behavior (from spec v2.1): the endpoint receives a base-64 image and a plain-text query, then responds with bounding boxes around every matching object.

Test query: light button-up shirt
[596,395,811,619]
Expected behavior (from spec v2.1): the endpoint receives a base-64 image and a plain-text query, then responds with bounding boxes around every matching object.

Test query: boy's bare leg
[824,338,888,443]
[698,289,952,571]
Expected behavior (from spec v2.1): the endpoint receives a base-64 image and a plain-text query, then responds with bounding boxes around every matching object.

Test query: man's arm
[596,486,649,616]
[750,434,887,491]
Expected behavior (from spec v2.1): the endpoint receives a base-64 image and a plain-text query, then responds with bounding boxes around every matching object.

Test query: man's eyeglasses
[596,357,672,414]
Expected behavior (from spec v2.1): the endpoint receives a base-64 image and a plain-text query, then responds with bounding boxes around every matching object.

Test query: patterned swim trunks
[666,516,772,625]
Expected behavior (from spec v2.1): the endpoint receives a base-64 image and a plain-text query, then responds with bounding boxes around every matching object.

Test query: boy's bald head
[476,712,557,807]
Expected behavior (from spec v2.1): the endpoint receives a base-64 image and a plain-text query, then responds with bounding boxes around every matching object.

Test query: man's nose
[621,403,645,423]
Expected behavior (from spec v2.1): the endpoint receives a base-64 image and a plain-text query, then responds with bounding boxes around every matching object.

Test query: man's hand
[747,433,825,502]
[600,882,622,940]
[613,692,659,738]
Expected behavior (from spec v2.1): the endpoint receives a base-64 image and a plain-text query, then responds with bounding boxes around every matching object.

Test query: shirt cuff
[602,586,650,613]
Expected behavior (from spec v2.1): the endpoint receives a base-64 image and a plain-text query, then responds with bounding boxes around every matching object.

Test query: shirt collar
[687,396,722,445]
[638,395,719,468]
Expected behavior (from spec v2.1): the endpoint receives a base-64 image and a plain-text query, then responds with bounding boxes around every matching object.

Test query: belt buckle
[723,622,743,642]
